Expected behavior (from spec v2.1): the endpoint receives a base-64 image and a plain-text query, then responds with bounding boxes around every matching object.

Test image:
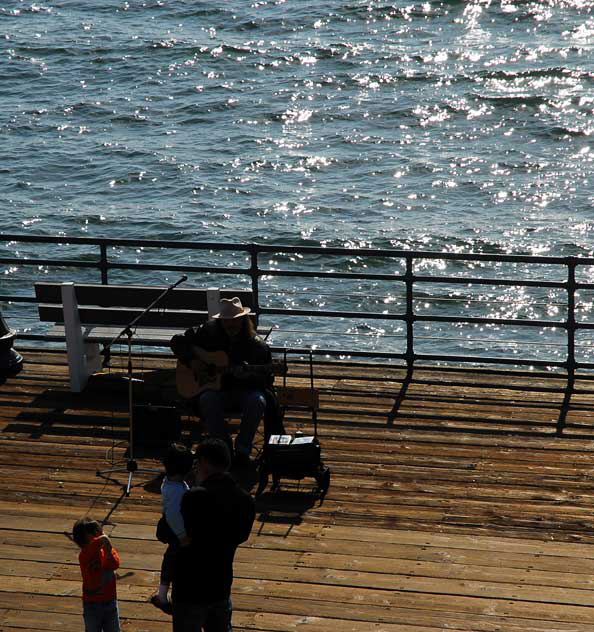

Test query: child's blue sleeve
[163,482,188,539]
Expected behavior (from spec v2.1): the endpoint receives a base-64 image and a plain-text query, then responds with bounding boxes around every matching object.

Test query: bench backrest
[34,283,255,329]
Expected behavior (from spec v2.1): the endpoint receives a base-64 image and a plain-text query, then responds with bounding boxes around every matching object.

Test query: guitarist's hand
[176,349,229,398]
[204,362,217,377]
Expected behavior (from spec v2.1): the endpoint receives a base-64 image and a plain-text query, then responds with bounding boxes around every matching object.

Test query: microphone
[170,275,188,289]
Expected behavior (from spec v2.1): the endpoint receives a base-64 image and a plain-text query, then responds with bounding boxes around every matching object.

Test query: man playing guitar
[170,297,274,466]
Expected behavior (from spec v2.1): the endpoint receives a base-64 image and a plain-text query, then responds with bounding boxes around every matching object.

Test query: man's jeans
[172,598,232,632]
[198,388,266,455]
[82,599,120,632]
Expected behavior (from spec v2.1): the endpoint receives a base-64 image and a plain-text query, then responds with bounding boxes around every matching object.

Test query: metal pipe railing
[3,233,594,373]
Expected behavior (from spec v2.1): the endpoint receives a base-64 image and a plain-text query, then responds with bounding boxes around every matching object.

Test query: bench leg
[62,283,93,392]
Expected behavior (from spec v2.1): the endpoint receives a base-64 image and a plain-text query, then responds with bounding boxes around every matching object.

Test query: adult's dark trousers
[198,388,266,456]
[172,597,232,632]
[160,541,180,586]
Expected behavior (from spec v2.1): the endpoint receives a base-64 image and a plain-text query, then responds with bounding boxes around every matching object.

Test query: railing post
[557,258,577,436]
[404,254,415,371]
[388,254,415,425]
[99,242,108,285]
[566,258,577,381]
[249,244,260,325]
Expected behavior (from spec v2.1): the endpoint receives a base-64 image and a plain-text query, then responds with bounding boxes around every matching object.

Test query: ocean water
[1,0,594,361]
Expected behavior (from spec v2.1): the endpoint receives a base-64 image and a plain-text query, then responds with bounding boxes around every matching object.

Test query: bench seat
[45,323,271,347]
[45,324,191,347]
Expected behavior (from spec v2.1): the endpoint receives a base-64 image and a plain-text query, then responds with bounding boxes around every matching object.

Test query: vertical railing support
[557,258,577,436]
[98,242,110,363]
[249,244,260,326]
[388,254,415,425]
[99,242,108,285]
[566,258,577,381]
[404,254,415,372]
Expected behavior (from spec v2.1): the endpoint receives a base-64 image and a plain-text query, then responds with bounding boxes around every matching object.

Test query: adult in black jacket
[171,296,280,464]
[172,438,255,631]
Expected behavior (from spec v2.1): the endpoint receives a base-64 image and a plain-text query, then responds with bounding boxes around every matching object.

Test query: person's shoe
[150,593,173,615]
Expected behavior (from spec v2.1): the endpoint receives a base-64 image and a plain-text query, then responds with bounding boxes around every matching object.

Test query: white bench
[34,282,256,392]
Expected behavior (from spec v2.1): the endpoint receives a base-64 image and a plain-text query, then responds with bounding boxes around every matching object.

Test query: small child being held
[72,517,121,632]
[151,442,194,614]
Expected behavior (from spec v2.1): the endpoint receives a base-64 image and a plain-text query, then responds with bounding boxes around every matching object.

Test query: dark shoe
[150,593,173,615]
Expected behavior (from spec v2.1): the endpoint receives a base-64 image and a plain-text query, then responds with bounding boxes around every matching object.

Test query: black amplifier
[132,404,182,448]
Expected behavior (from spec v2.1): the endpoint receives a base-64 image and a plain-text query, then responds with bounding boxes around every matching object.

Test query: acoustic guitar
[176,349,229,399]
[176,348,273,399]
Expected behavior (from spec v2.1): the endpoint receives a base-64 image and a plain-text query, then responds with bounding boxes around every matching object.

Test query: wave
[99,144,154,160]
[336,3,447,20]
[1,4,51,15]
[475,67,594,81]
[471,93,551,108]
[547,126,592,138]
[110,114,157,125]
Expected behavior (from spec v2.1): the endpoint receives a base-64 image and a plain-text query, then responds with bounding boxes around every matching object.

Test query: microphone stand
[97,275,188,496]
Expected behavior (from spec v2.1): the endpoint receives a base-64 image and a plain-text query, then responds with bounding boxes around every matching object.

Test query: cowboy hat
[213,297,251,319]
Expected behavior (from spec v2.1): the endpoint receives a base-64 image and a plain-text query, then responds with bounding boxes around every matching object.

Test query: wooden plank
[3,351,594,630]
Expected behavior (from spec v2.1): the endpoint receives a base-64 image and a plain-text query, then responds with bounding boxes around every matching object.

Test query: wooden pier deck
[3,347,594,631]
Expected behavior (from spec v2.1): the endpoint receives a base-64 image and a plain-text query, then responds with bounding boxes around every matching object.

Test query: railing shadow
[255,492,320,536]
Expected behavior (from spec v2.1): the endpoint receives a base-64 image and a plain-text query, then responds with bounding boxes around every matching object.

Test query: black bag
[156,514,176,544]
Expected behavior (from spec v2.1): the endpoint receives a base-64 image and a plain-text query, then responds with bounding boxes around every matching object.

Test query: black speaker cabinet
[132,404,182,448]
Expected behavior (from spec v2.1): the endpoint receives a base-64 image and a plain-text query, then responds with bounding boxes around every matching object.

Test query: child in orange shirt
[72,517,121,632]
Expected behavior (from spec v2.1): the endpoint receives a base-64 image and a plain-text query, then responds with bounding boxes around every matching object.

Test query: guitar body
[176,349,229,399]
